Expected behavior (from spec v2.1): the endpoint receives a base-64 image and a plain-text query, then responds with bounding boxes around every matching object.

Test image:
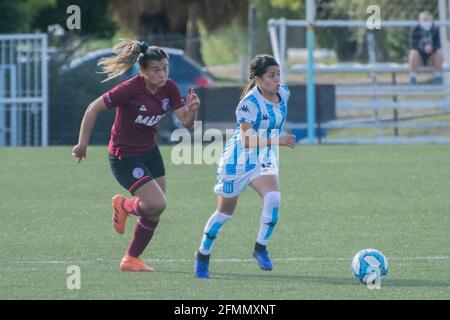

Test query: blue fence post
[306,0,316,144]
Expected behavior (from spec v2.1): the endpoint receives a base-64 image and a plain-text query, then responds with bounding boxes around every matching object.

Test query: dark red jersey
[102,75,185,157]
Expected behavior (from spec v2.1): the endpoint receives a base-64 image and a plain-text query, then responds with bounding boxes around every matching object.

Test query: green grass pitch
[0,145,449,299]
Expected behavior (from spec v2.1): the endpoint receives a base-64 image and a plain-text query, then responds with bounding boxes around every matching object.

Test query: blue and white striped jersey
[217,85,290,177]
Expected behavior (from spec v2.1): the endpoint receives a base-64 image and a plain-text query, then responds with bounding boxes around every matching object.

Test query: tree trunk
[185,2,204,65]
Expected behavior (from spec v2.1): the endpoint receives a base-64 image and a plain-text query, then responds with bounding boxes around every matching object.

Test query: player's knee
[151,198,166,215]
[409,50,420,58]
[264,191,281,208]
[434,49,444,64]
[409,50,420,63]
[140,197,166,217]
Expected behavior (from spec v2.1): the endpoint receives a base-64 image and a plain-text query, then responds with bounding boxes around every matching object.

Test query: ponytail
[98,39,169,83]
[98,39,144,82]
[240,79,256,99]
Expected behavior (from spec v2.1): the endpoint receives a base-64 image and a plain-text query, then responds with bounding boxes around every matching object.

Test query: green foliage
[0,0,116,37]
[253,0,304,54]
[254,0,441,62]
[271,0,302,11]
[319,0,440,62]
[32,0,117,38]
[199,19,248,66]
[0,0,55,33]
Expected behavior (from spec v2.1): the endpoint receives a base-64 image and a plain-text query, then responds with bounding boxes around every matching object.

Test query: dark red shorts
[108,146,165,195]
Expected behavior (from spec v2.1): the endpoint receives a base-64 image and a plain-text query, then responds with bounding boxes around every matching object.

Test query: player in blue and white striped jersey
[195,55,297,278]
[216,82,289,180]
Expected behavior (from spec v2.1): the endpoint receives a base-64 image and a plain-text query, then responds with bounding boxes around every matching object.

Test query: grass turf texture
[0,145,449,299]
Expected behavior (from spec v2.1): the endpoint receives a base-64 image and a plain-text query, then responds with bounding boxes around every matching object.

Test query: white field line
[0,256,448,266]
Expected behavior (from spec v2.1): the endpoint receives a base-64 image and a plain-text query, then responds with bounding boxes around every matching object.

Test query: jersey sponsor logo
[239,105,250,113]
[139,105,147,112]
[134,114,165,127]
[262,114,269,120]
[161,98,170,112]
[132,167,145,179]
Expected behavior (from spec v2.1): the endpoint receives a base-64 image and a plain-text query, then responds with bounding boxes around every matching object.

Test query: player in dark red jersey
[72,39,200,272]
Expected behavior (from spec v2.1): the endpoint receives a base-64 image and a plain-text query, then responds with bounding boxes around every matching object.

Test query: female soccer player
[72,39,200,272]
[194,54,296,279]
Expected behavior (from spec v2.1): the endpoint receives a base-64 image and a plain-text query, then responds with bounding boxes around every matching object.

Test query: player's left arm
[240,122,296,148]
[174,88,200,129]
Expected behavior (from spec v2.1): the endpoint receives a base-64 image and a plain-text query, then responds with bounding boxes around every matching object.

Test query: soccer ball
[351,249,388,285]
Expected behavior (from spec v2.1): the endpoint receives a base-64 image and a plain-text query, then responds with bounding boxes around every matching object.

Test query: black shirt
[410,24,441,54]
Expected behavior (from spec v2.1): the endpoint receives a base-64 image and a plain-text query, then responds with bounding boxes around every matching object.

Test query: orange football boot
[120,255,156,272]
[112,195,131,235]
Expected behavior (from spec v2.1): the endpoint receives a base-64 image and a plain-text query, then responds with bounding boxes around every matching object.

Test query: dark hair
[98,39,169,82]
[240,54,280,99]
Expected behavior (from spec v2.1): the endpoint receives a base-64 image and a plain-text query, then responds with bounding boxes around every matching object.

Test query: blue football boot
[194,251,210,279]
[253,250,273,271]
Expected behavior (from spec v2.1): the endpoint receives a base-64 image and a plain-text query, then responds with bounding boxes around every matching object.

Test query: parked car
[61,47,213,95]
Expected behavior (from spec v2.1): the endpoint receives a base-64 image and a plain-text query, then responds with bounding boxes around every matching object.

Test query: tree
[31,0,117,38]
[108,0,249,64]
[261,0,439,63]
[0,0,56,33]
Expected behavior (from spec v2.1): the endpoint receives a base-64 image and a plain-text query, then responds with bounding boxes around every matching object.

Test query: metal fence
[0,34,48,147]
[268,17,450,144]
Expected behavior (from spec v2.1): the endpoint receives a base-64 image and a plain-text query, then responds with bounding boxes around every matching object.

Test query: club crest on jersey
[139,105,147,112]
[132,167,145,179]
[134,114,165,127]
[161,98,170,112]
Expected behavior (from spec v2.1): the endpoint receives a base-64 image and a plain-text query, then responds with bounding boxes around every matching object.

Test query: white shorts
[214,163,278,198]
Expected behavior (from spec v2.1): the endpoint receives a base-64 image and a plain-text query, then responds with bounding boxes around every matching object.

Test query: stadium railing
[268,18,450,144]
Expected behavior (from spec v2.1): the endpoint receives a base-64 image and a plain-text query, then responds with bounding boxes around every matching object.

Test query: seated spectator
[409,11,444,84]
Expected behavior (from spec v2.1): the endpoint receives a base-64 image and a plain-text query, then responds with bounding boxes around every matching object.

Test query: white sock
[198,210,232,255]
[256,191,281,246]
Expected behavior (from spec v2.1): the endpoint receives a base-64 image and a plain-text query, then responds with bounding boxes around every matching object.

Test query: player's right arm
[240,122,296,149]
[72,97,109,163]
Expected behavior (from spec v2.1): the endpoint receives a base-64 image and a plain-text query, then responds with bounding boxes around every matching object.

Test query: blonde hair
[98,39,169,83]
